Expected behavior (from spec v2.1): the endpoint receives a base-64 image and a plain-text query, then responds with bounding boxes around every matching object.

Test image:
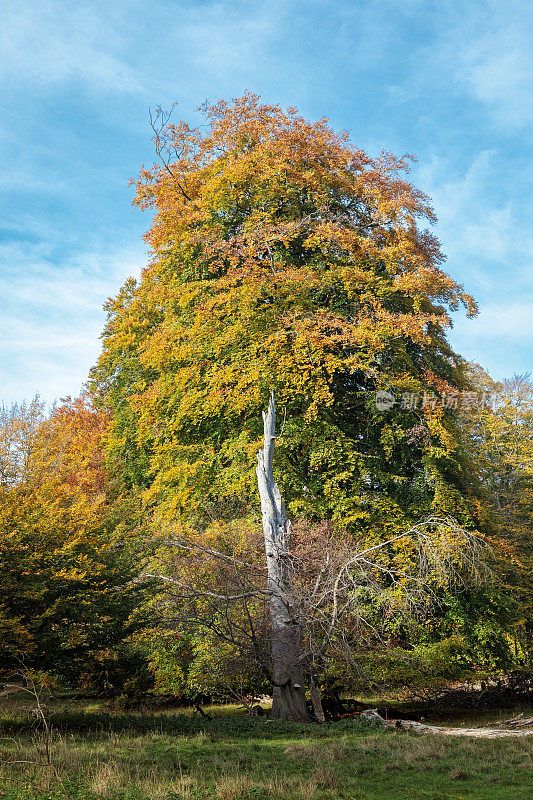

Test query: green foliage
[459,369,533,663]
[91,95,481,536]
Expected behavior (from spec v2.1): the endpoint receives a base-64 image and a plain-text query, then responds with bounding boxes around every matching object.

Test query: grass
[0,697,532,799]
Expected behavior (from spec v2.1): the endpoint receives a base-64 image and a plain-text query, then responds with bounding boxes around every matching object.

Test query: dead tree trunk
[309,675,326,722]
[256,393,313,722]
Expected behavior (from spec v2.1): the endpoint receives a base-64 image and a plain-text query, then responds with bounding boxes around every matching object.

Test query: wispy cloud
[416,149,531,288]
[0,241,146,405]
[426,1,533,129]
[450,300,533,379]
[0,0,144,95]
[416,144,532,378]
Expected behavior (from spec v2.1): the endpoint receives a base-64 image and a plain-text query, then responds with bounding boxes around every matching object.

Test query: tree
[0,394,146,689]
[0,397,48,656]
[91,94,480,535]
[89,94,497,717]
[142,394,488,721]
[460,369,533,664]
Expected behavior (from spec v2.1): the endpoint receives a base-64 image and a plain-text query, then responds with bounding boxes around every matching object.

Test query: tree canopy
[92,94,480,538]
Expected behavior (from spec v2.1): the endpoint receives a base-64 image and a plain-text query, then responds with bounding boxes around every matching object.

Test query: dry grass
[312,766,338,789]
[89,759,198,799]
[450,767,469,780]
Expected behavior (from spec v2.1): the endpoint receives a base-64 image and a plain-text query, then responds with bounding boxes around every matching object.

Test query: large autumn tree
[92,94,481,537]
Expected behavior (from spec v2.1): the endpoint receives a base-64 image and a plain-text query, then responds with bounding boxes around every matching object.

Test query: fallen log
[483,713,533,729]
[511,718,533,728]
[385,716,533,738]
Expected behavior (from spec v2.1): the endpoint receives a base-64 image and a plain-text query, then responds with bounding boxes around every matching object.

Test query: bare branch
[148,105,192,201]
[143,572,267,601]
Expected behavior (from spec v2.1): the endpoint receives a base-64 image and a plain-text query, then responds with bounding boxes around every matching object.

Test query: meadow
[1,697,532,800]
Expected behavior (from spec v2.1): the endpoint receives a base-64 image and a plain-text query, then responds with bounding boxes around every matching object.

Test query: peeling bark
[256,393,314,723]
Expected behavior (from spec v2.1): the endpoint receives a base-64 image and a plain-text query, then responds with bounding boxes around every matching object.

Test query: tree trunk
[309,675,326,722]
[256,393,314,723]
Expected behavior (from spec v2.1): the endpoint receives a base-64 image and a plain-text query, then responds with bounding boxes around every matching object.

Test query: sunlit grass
[0,696,532,799]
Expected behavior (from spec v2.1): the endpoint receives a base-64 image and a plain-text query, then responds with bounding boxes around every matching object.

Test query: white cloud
[414,140,533,380]
[415,149,532,294]
[178,2,284,74]
[430,1,533,129]
[449,300,533,379]
[454,302,533,339]
[0,1,144,95]
[0,241,146,405]
[461,27,533,127]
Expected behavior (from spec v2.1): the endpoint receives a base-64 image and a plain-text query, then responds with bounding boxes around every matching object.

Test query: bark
[256,393,314,723]
[309,675,326,722]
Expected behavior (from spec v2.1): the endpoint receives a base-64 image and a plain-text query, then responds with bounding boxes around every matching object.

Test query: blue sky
[1,0,531,404]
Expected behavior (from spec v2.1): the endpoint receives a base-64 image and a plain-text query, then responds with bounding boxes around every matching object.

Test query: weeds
[0,666,70,798]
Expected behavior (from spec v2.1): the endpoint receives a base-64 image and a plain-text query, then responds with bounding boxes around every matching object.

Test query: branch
[148,106,191,201]
[142,573,267,601]
[157,538,265,571]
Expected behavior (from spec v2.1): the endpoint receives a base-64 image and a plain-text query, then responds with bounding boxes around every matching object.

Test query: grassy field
[0,697,532,800]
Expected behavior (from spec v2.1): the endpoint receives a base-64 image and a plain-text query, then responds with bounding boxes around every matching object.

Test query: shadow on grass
[0,706,377,739]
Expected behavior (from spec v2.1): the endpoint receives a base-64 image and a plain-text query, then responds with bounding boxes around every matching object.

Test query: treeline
[1,96,531,704]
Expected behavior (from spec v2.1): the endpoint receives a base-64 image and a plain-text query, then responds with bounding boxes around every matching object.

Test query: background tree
[459,368,533,665]
[0,394,148,693]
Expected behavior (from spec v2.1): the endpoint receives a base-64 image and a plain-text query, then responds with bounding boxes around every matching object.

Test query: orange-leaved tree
[90,95,492,717]
[92,93,480,532]
[0,394,146,689]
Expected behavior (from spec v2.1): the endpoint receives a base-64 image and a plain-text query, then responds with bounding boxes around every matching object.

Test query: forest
[1,95,532,799]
